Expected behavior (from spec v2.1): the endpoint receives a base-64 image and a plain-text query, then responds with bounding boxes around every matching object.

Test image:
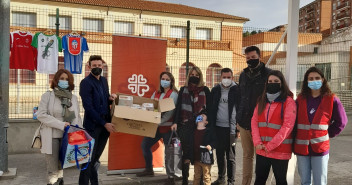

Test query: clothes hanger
[70,31,80,36]
[43,29,54,35]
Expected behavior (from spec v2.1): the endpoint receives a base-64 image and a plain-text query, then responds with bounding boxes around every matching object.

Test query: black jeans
[254,154,289,185]
[79,125,110,185]
[215,126,236,183]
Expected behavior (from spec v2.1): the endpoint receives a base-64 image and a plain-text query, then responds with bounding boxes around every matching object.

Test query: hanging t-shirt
[10,31,37,70]
[31,32,62,74]
[62,34,89,74]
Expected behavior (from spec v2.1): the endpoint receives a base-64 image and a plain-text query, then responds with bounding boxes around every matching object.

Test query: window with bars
[12,12,36,27]
[143,24,161,37]
[49,15,72,30]
[196,28,212,40]
[83,18,104,33]
[114,21,134,35]
[315,63,331,81]
[170,26,186,38]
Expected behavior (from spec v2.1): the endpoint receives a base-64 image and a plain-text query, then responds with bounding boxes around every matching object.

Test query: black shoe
[227,181,234,185]
[58,178,64,185]
[164,177,176,185]
[136,168,154,177]
[182,163,190,185]
[211,178,226,185]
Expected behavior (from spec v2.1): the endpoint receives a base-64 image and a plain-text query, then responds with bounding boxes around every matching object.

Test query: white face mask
[221,78,232,87]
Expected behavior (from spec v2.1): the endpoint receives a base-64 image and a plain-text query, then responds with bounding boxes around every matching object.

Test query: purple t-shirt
[304,95,348,156]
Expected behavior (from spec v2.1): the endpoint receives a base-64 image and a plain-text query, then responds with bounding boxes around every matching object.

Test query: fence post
[55,8,60,36]
[186,20,190,77]
[0,0,10,173]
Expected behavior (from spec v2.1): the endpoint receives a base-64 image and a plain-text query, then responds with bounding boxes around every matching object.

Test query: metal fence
[8,3,352,119]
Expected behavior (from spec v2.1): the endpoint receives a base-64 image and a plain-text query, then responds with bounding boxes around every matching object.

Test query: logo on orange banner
[127,74,150,96]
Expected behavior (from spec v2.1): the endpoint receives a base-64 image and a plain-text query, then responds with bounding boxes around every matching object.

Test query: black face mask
[266,83,281,94]
[247,59,260,68]
[91,67,102,76]
[189,76,200,85]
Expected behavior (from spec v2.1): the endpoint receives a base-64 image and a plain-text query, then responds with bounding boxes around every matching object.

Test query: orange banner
[109,35,167,171]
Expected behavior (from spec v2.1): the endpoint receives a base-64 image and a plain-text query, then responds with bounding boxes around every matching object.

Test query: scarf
[181,84,206,123]
[53,88,76,123]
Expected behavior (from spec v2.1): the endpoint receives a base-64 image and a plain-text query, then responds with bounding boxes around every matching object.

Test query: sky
[151,0,314,29]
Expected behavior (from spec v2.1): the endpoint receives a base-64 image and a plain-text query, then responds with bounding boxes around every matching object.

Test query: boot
[136,168,154,177]
[58,178,64,185]
[211,178,226,185]
[182,163,190,185]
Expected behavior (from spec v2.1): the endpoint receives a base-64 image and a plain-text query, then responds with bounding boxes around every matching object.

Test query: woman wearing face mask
[294,67,347,185]
[171,67,211,185]
[136,72,179,184]
[251,70,296,185]
[37,69,82,185]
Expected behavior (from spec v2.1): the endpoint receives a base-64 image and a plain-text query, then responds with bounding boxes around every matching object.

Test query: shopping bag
[165,130,182,177]
[59,125,95,170]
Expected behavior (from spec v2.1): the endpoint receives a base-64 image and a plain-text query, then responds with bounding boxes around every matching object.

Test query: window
[333,3,336,10]
[49,15,72,30]
[196,28,211,40]
[206,63,222,87]
[315,63,331,81]
[114,21,134,35]
[143,24,161,37]
[9,69,36,84]
[12,12,36,27]
[296,65,311,89]
[170,26,186,38]
[83,18,104,32]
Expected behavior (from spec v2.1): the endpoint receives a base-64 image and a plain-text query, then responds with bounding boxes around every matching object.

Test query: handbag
[165,130,182,177]
[31,123,43,149]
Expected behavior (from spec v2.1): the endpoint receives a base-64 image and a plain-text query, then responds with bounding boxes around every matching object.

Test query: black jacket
[80,74,112,131]
[208,83,240,129]
[173,86,211,125]
[236,62,271,130]
[190,125,216,165]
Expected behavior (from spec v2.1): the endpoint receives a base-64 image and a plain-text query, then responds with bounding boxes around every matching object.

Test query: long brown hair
[258,70,292,115]
[50,69,75,91]
[158,71,178,93]
[184,66,205,87]
[299,66,332,99]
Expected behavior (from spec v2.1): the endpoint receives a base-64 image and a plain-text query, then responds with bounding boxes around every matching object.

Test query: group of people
[36,46,347,185]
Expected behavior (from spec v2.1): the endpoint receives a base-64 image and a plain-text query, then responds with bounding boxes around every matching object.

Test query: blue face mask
[160,80,171,88]
[308,80,322,90]
[58,80,69,89]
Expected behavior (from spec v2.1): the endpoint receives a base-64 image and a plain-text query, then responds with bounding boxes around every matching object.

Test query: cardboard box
[111,93,175,137]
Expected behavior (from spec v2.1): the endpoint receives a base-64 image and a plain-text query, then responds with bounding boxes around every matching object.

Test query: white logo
[310,108,316,115]
[128,74,150,97]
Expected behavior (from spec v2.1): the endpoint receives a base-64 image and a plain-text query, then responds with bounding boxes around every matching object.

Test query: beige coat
[37,91,82,154]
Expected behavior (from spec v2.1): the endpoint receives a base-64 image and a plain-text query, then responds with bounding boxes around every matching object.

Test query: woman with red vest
[137,72,179,184]
[295,67,347,185]
[251,70,296,185]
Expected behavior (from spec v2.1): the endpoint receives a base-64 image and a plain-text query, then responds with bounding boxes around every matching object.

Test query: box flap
[114,105,161,123]
[158,98,175,112]
[115,93,157,109]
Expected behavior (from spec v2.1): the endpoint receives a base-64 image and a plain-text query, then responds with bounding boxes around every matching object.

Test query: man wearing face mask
[209,68,240,185]
[79,55,117,185]
[236,46,271,185]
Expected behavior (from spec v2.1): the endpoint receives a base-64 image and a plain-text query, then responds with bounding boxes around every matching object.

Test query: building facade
[299,0,332,37]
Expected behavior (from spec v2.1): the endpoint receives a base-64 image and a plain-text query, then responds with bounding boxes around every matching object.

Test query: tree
[250,30,257,35]
[243,31,251,37]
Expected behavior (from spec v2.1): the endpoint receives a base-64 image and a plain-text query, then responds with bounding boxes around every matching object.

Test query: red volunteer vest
[258,100,293,154]
[294,95,334,155]
[154,89,174,133]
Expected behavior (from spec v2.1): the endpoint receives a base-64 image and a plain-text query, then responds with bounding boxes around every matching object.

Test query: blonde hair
[184,66,205,87]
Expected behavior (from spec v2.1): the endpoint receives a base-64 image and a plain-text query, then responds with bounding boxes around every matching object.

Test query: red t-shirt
[10,31,37,70]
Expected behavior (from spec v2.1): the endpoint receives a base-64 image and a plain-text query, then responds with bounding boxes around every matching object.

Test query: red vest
[154,89,174,133]
[294,95,334,155]
[258,100,293,154]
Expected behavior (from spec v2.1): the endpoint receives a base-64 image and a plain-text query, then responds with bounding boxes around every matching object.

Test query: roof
[44,0,249,21]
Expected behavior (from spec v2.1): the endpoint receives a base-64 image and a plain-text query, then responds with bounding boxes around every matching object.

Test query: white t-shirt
[31,32,62,74]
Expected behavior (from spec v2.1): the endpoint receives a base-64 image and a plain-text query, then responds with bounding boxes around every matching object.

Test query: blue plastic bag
[59,125,95,170]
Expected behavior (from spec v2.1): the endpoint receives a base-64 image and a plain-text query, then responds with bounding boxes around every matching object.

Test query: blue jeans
[141,129,172,174]
[297,154,329,185]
